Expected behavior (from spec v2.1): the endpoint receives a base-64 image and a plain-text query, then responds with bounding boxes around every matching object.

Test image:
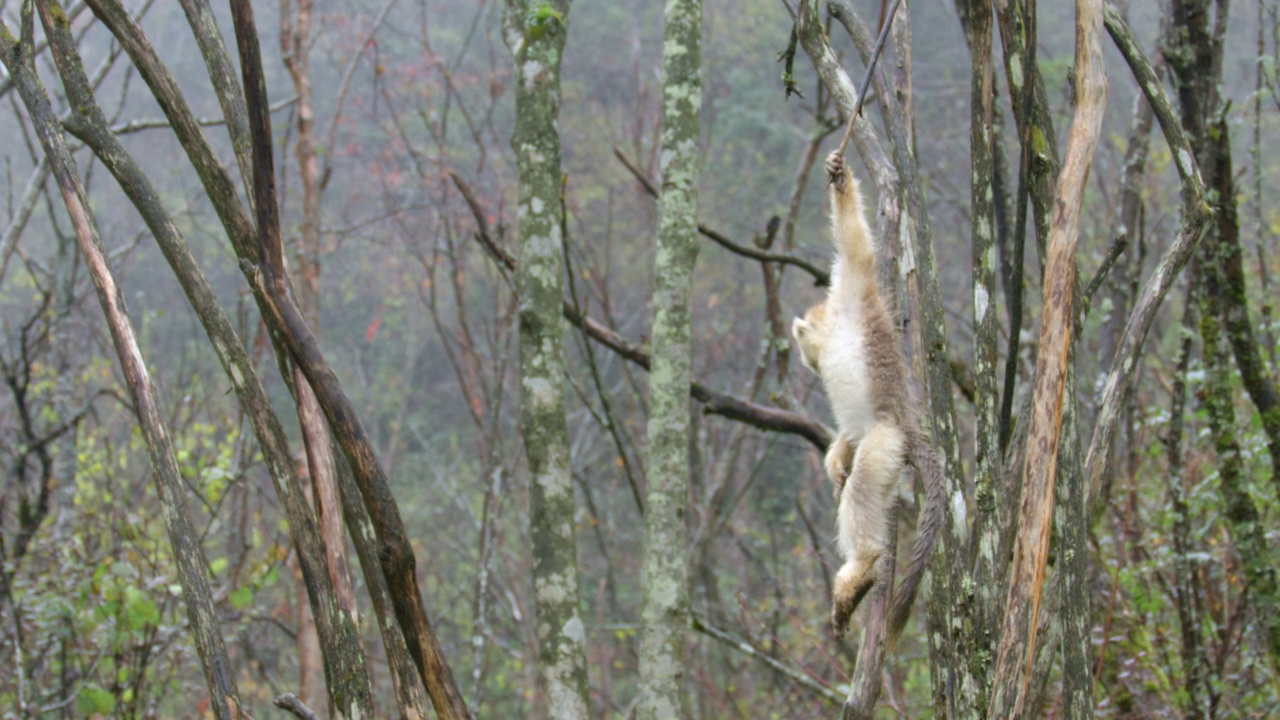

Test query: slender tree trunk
[1164,0,1280,673]
[501,3,591,717]
[280,0,363,707]
[1167,296,1209,720]
[638,1,701,717]
[988,0,1106,716]
[226,1,470,714]
[958,0,1000,713]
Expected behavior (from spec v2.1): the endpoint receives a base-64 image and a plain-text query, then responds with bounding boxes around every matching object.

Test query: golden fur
[793,152,943,640]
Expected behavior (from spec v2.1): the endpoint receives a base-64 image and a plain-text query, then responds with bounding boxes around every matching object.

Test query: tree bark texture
[177,0,254,200]
[959,0,1000,713]
[280,0,364,708]
[1055,359,1093,719]
[638,1,700,717]
[502,2,592,717]
[1200,122,1280,668]
[993,0,1060,261]
[988,0,1106,716]
[0,10,243,718]
[1167,299,1210,719]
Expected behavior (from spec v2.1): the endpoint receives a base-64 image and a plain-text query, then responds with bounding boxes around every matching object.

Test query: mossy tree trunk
[501,3,592,718]
[638,1,701,718]
[1165,0,1280,672]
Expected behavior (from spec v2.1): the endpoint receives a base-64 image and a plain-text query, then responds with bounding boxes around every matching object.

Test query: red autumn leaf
[365,306,384,342]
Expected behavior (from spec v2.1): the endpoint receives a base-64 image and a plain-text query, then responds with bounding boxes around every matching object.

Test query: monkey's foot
[830,551,883,637]
[824,435,854,500]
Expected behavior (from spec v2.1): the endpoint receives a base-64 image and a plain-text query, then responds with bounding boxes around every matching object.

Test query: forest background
[0,0,1277,718]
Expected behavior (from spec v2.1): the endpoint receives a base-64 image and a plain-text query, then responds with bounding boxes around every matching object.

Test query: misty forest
[1,0,1278,717]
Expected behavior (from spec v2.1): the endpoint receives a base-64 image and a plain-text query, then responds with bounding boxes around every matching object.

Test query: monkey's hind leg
[831,423,906,637]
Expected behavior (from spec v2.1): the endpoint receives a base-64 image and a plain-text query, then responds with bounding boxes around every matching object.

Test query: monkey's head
[792,302,828,374]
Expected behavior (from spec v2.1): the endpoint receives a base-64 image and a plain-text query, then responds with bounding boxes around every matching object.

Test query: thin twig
[832,0,903,158]
[449,169,832,450]
[274,694,320,720]
[1082,233,1129,309]
[612,147,830,285]
[690,613,844,705]
[107,94,296,134]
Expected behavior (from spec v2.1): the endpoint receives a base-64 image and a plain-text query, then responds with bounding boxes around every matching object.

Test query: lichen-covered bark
[1055,360,1094,720]
[1195,293,1280,669]
[501,3,591,718]
[958,0,999,713]
[994,0,1060,452]
[637,1,700,718]
[1201,120,1280,496]
[177,0,254,199]
[1199,123,1280,669]
[992,0,1059,257]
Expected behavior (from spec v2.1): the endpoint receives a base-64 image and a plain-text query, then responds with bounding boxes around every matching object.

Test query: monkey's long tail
[886,431,946,642]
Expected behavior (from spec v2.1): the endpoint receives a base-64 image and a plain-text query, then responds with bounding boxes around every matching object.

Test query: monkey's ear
[791,316,810,342]
[792,317,820,372]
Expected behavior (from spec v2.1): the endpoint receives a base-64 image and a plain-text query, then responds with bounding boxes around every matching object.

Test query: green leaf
[124,587,159,630]
[229,586,253,610]
[77,686,116,715]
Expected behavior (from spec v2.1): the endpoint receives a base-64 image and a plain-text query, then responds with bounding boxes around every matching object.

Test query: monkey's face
[792,302,828,374]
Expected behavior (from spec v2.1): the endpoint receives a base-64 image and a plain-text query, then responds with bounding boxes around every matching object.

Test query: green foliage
[77,685,116,715]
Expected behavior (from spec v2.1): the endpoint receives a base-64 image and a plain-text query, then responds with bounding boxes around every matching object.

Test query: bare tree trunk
[638,0,700,717]
[0,13,242,718]
[988,0,1106,716]
[500,2,591,718]
[176,1,428,711]
[225,2,470,714]
[279,0,362,707]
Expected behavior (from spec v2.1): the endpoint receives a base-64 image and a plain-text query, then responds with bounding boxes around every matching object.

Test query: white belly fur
[820,316,876,441]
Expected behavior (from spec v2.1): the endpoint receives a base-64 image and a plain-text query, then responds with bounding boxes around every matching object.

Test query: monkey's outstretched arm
[825,152,876,290]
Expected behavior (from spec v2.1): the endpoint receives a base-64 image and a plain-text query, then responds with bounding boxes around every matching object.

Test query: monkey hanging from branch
[793,151,945,640]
